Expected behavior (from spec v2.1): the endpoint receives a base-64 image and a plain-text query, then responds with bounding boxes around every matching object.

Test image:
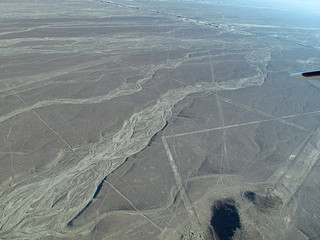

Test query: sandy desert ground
[1,0,320,239]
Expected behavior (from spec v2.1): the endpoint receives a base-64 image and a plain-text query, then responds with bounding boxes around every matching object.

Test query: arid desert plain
[1,0,320,239]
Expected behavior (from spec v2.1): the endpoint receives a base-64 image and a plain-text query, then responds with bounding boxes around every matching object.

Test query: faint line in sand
[166,109,320,139]
[104,179,162,232]
[161,136,204,238]
[216,94,309,132]
[0,79,74,150]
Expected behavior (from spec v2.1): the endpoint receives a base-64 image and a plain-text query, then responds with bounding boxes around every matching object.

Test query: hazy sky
[215,0,319,14]
[257,0,320,13]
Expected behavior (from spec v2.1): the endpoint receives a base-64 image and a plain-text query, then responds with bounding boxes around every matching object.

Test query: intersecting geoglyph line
[216,94,309,132]
[105,180,162,231]
[160,85,320,239]
[161,116,320,240]
[155,50,270,240]
[160,99,320,238]
[0,79,75,151]
[165,100,320,139]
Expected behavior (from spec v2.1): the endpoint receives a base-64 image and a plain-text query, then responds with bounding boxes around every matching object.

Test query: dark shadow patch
[147,120,168,147]
[243,189,282,211]
[93,177,107,199]
[244,191,257,203]
[67,176,109,227]
[51,193,68,208]
[210,198,241,240]
[67,200,92,227]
